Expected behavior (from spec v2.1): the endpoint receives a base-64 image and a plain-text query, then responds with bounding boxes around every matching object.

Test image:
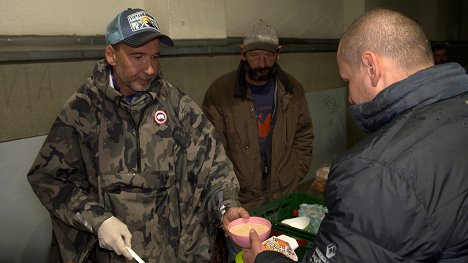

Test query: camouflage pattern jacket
[27,59,240,263]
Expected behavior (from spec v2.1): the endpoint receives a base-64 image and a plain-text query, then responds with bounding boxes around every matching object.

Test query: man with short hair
[202,19,314,262]
[27,8,248,263]
[243,8,468,263]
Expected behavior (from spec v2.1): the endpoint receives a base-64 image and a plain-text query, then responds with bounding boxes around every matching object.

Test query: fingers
[232,206,249,220]
[122,229,133,248]
[100,233,133,260]
[249,229,260,244]
[97,216,133,260]
[240,208,250,219]
[121,231,133,260]
[242,230,264,263]
[112,238,125,255]
[116,242,132,260]
[223,207,250,225]
[249,229,265,254]
[243,249,255,263]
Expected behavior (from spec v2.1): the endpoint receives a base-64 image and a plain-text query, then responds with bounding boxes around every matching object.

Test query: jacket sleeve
[27,93,112,234]
[255,251,297,263]
[292,87,314,181]
[201,83,228,149]
[308,158,440,262]
[182,94,240,223]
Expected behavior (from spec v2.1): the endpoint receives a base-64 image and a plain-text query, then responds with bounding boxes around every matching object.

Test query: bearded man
[202,19,314,263]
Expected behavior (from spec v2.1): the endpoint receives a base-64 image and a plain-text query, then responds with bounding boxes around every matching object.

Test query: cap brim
[243,42,278,53]
[123,31,174,48]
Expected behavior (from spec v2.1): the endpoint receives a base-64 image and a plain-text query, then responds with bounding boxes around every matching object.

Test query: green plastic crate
[249,192,326,259]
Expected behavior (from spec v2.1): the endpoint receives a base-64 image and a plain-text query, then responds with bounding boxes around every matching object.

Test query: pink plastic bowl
[227,216,272,248]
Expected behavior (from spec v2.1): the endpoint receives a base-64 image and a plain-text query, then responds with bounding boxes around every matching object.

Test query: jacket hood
[350,62,468,134]
[234,60,295,98]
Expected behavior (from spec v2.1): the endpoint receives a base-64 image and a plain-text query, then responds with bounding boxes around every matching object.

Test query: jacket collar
[92,59,160,110]
[234,60,295,99]
[350,63,468,134]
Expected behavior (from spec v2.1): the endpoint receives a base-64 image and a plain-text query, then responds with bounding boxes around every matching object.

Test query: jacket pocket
[276,152,300,193]
[99,171,178,260]
[226,122,251,157]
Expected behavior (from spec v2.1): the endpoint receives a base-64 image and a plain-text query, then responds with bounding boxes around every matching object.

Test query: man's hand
[222,207,250,231]
[97,216,133,260]
[242,229,266,263]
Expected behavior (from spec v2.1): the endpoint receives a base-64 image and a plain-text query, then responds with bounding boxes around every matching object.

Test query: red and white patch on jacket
[154,110,167,124]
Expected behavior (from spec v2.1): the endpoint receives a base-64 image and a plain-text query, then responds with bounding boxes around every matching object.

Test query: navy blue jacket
[257,63,468,262]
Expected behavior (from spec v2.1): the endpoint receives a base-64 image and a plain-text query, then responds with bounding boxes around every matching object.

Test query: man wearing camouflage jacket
[27,8,247,263]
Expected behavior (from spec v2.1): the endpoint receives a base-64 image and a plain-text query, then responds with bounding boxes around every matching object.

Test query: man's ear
[276,45,282,61]
[361,52,380,87]
[239,44,246,61]
[105,45,117,65]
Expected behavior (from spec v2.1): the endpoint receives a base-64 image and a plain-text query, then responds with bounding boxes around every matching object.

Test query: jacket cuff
[255,250,294,262]
[74,202,113,234]
[216,188,241,220]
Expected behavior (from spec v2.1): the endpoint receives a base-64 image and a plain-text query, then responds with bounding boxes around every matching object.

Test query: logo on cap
[128,11,160,33]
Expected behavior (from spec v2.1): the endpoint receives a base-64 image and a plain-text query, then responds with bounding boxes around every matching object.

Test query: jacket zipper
[244,121,250,155]
[127,100,152,173]
[128,112,141,172]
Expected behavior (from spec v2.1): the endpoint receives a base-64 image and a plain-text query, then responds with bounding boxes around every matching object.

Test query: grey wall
[366,0,468,41]
[0,52,343,142]
[0,136,51,263]
[2,0,467,142]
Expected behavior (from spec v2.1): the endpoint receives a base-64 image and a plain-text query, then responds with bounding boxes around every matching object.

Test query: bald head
[338,8,433,72]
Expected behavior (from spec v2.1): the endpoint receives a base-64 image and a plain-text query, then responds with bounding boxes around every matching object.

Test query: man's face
[242,49,278,81]
[337,55,374,105]
[106,39,161,96]
[433,48,447,65]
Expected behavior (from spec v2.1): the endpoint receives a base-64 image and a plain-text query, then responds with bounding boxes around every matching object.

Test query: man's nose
[143,59,158,75]
[258,56,267,68]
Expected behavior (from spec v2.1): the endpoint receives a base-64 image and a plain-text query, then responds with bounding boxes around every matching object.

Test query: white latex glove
[97,216,133,260]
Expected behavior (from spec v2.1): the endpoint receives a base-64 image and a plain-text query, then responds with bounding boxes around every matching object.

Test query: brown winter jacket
[202,61,314,211]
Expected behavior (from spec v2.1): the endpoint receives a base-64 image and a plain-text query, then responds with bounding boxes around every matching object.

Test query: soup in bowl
[227,217,271,248]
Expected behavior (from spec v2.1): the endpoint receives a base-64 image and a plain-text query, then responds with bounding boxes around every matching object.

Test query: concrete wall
[366,0,468,41]
[1,0,464,40]
[0,136,51,263]
[0,0,353,143]
[3,0,465,143]
[0,0,351,38]
[0,51,343,142]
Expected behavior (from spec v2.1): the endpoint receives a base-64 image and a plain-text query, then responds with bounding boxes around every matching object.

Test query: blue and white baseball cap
[106,8,174,47]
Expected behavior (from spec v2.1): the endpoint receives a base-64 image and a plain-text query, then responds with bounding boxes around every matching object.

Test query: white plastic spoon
[126,247,146,263]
